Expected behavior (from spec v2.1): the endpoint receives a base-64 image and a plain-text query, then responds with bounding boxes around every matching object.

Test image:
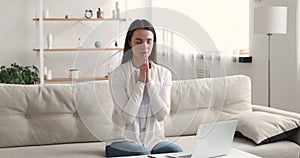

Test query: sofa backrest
[0,80,119,148]
[0,75,252,148]
[165,75,252,136]
[0,83,98,148]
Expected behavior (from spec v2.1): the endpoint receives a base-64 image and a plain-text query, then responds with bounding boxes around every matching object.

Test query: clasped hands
[138,56,152,83]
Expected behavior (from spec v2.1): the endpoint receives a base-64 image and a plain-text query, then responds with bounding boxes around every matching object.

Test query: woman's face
[129,29,154,62]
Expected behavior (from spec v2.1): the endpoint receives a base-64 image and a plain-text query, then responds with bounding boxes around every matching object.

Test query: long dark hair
[121,19,157,64]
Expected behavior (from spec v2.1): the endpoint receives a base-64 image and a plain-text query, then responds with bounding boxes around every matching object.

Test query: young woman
[105,19,183,157]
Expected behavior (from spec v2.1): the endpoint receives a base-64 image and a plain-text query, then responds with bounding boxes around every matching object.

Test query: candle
[43,9,49,18]
[46,70,52,80]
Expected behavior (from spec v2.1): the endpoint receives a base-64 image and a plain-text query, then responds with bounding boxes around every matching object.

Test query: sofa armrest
[252,104,300,119]
[252,104,300,145]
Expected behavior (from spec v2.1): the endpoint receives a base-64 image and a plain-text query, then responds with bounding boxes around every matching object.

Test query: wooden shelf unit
[33,17,126,21]
[43,76,108,83]
[33,48,123,52]
[33,1,126,84]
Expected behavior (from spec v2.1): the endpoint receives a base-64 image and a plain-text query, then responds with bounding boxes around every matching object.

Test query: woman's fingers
[139,62,150,83]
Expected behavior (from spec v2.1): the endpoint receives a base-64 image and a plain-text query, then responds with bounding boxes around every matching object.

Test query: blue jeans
[105,141,183,157]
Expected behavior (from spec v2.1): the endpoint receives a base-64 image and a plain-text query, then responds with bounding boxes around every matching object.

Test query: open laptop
[172,120,237,158]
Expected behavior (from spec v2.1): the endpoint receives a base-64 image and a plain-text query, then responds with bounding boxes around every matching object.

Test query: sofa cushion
[162,136,300,158]
[74,81,114,141]
[0,83,98,147]
[0,142,106,158]
[174,136,300,158]
[231,111,300,145]
[0,136,299,158]
[165,75,252,137]
[0,75,252,148]
[233,137,300,158]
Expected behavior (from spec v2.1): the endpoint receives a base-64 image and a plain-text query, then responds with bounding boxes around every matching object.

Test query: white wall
[0,0,299,113]
[0,0,125,79]
[297,1,300,113]
[0,0,36,66]
[149,0,300,113]
[225,0,299,113]
[249,0,299,113]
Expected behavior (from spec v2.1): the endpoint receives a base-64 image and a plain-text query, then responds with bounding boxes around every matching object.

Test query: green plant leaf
[0,63,39,84]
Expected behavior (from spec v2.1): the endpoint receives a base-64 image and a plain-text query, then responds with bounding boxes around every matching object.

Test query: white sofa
[0,75,299,158]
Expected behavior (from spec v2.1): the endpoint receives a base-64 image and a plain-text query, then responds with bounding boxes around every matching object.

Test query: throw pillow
[231,111,300,145]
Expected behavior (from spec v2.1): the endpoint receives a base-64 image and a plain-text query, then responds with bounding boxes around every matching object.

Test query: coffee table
[114,148,261,158]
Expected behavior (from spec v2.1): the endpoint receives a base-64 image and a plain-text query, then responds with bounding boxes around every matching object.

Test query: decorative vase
[47,33,53,49]
[43,9,49,18]
[77,38,83,48]
[95,41,102,48]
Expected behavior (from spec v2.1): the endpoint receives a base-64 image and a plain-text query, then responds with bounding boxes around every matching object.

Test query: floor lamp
[254,6,287,107]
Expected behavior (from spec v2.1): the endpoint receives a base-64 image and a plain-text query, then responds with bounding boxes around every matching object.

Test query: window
[151,0,249,55]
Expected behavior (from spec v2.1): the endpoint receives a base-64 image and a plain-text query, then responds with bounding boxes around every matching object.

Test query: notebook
[171,120,237,158]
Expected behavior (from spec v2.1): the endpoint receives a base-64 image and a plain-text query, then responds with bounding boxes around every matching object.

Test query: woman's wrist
[138,78,147,83]
[137,80,146,85]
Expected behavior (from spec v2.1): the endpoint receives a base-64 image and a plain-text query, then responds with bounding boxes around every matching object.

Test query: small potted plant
[0,63,39,84]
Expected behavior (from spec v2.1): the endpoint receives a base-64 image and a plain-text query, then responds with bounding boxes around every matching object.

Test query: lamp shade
[254,6,287,34]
